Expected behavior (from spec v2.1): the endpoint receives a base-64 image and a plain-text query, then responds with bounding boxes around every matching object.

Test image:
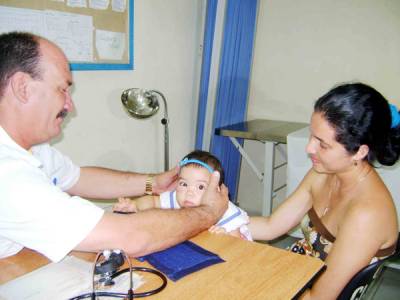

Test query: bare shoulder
[284,168,329,212]
[352,171,396,219]
[298,168,329,192]
[343,173,398,247]
[302,168,331,199]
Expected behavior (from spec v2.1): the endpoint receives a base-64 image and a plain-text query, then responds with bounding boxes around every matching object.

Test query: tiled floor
[264,235,400,299]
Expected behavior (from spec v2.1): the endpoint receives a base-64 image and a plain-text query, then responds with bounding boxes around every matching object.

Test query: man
[0,32,228,262]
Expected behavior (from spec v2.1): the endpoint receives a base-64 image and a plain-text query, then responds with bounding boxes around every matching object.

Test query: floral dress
[289,207,396,262]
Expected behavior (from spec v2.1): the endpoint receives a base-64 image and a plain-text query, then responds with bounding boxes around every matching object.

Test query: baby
[114,150,252,240]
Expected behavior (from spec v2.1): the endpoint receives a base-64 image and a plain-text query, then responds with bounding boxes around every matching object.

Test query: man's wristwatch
[145,175,155,195]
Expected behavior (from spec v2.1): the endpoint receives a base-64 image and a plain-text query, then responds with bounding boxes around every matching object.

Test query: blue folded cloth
[137,241,225,281]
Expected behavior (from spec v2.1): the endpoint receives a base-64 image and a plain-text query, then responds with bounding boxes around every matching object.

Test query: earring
[353,160,358,166]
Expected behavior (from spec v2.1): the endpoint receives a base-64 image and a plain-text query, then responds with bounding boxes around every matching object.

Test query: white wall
[249,0,400,123]
[53,0,205,174]
[238,0,400,214]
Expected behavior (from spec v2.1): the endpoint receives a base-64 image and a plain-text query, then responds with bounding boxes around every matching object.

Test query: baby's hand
[208,225,228,235]
[113,197,137,212]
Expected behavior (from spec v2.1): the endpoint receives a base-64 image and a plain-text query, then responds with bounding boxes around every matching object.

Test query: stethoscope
[68,249,167,300]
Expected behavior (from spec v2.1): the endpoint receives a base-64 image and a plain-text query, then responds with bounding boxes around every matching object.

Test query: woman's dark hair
[314,82,400,166]
[0,32,42,99]
[182,150,225,185]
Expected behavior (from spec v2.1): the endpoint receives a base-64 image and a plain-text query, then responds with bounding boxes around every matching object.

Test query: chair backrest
[336,259,383,300]
[337,233,400,300]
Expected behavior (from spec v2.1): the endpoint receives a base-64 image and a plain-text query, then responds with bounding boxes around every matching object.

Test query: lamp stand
[151,90,169,171]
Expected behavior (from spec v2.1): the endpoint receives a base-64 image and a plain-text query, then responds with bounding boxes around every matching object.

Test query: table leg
[262,141,275,216]
[228,137,263,180]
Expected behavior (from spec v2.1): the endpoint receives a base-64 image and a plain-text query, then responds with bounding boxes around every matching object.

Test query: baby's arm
[113,197,135,212]
[208,225,227,235]
[113,195,160,212]
[226,228,242,239]
[208,226,243,239]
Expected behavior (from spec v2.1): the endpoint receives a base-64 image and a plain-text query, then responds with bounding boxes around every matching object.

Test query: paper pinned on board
[0,6,46,37]
[0,255,144,300]
[45,10,94,62]
[96,29,125,60]
[67,0,87,8]
[0,6,94,62]
[89,0,110,10]
[112,0,126,12]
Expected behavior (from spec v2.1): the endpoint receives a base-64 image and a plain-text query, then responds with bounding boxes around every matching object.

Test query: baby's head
[176,150,224,208]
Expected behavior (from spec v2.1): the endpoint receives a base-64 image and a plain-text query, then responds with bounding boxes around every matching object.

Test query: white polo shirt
[0,126,104,262]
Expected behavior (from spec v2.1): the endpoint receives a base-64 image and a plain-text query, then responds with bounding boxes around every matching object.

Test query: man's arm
[75,171,228,256]
[67,166,179,199]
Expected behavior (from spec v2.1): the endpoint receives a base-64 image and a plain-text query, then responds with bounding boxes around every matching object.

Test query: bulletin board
[0,0,134,71]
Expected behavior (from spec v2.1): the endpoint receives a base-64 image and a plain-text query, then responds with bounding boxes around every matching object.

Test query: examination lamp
[121,88,169,171]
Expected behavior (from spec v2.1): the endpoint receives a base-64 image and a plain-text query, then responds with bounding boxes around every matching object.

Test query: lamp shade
[121,88,169,171]
[121,88,160,119]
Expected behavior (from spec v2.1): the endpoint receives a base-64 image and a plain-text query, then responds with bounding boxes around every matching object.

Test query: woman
[249,82,400,299]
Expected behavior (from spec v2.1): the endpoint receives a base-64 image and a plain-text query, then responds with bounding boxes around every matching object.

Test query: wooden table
[216,119,308,216]
[0,231,325,299]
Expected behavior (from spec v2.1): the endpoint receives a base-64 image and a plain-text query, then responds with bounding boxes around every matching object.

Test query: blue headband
[390,104,400,129]
[179,158,214,173]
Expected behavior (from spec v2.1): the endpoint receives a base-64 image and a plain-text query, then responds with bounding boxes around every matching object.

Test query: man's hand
[153,166,179,195]
[200,171,229,221]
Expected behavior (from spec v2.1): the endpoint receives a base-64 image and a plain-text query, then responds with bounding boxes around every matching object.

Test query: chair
[337,233,400,300]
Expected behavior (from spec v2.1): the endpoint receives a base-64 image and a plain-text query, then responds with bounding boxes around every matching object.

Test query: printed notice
[0,6,46,37]
[89,0,109,10]
[96,29,125,60]
[0,6,94,62]
[45,10,93,62]
[112,0,126,12]
[67,0,87,8]
[0,3,130,67]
